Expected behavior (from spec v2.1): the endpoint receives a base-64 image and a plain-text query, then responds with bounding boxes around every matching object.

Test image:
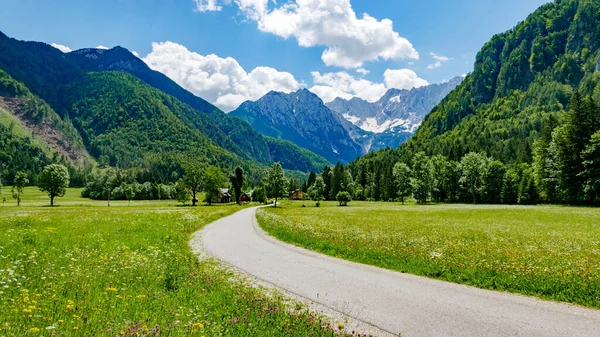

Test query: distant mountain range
[230,77,463,163]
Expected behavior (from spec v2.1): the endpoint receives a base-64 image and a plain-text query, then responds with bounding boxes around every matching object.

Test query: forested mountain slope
[357,0,600,166]
[66,47,275,164]
[0,69,90,185]
[0,32,329,176]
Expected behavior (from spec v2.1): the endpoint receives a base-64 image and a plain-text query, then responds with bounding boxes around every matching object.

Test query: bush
[336,191,352,207]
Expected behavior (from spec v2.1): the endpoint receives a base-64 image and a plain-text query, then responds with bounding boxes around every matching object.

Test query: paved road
[200,207,600,337]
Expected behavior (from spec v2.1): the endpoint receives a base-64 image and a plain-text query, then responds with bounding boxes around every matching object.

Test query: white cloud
[51,43,72,53]
[310,71,386,103]
[132,51,140,58]
[426,52,451,69]
[198,0,418,69]
[194,0,223,12]
[142,41,300,112]
[384,69,429,90]
[356,68,370,76]
[310,68,428,103]
[96,45,110,50]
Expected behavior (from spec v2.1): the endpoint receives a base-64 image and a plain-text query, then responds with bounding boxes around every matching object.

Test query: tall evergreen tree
[581,131,600,204]
[322,166,332,200]
[329,163,344,200]
[230,167,245,205]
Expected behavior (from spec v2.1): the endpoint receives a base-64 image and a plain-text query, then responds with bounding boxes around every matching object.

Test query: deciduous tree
[308,176,326,207]
[393,162,411,204]
[38,164,70,206]
[266,162,287,207]
[11,171,28,206]
[203,166,226,206]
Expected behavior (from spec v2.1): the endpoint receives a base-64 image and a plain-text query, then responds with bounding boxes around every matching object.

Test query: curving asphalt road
[199,207,600,337]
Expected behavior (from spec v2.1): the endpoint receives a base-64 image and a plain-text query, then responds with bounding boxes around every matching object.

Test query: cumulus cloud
[196,0,418,69]
[194,0,223,12]
[310,71,387,103]
[142,41,300,111]
[356,68,370,76]
[427,52,451,69]
[310,68,429,103]
[383,69,429,90]
[51,43,72,53]
[132,51,140,58]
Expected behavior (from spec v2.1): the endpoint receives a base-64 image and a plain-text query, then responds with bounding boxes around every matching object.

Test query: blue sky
[1,0,549,111]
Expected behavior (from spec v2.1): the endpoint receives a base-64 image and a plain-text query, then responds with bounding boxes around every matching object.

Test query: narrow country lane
[196,207,600,337]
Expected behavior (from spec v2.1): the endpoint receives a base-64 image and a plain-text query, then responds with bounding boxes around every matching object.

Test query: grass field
[0,188,347,336]
[258,201,600,308]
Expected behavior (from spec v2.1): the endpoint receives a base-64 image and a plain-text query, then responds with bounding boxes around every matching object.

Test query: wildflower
[106,287,118,292]
[28,327,40,333]
[338,323,345,330]
[73,327,79,330]
[23,308,32,313]
[192,323,204,329]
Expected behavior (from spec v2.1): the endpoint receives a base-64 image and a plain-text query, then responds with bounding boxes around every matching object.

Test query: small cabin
[240,190,253,203]
[216,188,233,203]
[289,189,303,200]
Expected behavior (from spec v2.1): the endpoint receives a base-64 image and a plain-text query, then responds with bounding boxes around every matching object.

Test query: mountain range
[230,77,462,163]
[0,31,330,183]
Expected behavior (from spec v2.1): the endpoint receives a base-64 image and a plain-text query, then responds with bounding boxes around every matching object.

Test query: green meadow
[258,201,600,308]
[0,188,345,336]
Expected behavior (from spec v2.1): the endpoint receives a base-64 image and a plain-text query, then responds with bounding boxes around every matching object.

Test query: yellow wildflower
[192,323,204,329]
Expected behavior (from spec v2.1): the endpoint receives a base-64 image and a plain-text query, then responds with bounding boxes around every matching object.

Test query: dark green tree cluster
[302,163,354,206]
[533,92,600,204]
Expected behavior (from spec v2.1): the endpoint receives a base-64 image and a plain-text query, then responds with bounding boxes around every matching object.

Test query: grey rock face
[326,76,463,152]
[230,89,363,164]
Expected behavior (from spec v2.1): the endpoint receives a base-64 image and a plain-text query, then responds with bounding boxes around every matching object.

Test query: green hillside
[395,0,599,163]
[347,0,600,204]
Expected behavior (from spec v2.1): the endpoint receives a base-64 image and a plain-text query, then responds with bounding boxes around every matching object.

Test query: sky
[0,0,550,112]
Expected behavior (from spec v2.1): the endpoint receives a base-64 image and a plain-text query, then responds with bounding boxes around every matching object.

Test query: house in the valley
[240,190,253,203]
[216,188,233,203]
[289,189,303,200]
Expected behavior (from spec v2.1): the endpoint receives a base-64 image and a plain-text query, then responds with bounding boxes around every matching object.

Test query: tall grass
[258,201,600,308]
[0,190,348,336]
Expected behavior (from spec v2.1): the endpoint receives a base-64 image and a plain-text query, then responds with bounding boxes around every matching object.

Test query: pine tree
[581,131,600,204]
[329,163,344,200]
[322,166,332,200]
